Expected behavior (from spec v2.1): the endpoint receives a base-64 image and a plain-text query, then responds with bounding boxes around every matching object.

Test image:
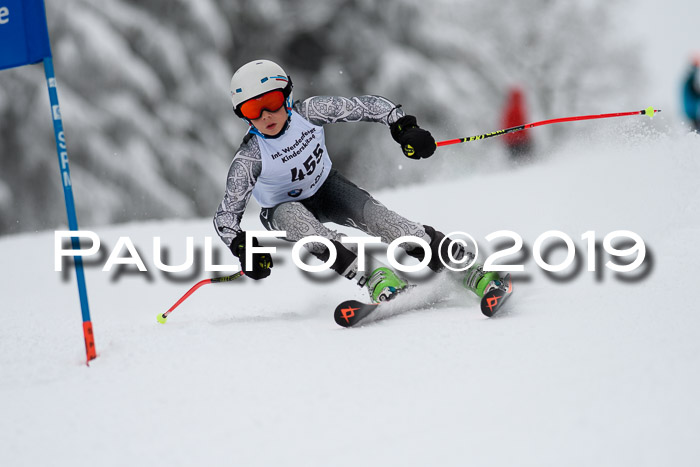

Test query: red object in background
[501,87,532,147]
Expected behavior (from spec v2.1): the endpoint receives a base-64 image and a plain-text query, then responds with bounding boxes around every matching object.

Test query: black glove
[390,115,436,159]
[230,231,273,280]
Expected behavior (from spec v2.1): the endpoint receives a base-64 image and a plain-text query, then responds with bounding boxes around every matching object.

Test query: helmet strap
[285,96,293,117]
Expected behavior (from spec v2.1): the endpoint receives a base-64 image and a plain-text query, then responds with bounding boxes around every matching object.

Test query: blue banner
[0,0,52,71]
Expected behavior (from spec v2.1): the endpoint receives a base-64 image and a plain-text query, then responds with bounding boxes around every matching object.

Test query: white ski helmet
[230,59,293,116]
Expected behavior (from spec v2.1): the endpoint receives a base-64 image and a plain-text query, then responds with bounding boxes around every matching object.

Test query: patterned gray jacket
[213,95,404,247]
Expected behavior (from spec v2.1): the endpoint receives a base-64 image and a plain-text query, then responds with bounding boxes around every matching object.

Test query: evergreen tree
[0,0,641,235]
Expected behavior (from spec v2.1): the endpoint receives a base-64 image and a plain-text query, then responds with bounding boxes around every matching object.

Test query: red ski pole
[436,106,660,147]
[157,271,245,323]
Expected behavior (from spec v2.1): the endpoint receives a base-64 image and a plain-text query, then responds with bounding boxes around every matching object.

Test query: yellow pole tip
[157,314,168,324]
[645,106,656,117]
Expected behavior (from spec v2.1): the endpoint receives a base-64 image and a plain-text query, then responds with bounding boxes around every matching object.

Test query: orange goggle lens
[238,90,286,120]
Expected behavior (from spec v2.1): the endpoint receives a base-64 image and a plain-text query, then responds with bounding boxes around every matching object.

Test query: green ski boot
[366,267,408,303]
[463,264,502,298]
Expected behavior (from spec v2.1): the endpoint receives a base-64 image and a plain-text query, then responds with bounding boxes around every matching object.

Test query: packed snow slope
[2,119,699,466]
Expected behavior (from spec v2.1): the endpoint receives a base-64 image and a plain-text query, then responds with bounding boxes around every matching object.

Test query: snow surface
[2,118,700,466]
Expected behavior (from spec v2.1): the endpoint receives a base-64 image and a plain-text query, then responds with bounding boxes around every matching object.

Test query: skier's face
[251,106,288,136]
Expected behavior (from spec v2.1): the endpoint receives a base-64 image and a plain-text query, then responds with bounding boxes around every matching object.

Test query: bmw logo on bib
[288,188,303,198]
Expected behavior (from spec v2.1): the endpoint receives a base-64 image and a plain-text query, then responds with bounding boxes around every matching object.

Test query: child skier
[214,59,498,303]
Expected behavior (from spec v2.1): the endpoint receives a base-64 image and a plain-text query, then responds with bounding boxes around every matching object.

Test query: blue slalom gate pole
[43,57,96,363]
[1,0,96,364]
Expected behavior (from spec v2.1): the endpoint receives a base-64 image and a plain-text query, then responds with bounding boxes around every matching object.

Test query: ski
[333,285,442,328]
[479,274,513,317]
[334,273,513,327]
[334,300,379,327]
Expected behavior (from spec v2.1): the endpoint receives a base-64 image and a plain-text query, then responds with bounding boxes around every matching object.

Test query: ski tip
[334,300,359,327]
[480,274,513,318]
[334,300,376,328]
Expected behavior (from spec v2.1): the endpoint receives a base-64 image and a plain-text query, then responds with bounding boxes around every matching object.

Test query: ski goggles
[238,90,286,120]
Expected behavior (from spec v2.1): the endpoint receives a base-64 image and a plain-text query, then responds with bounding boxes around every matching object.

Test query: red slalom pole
[157,271,245,323]
[437,106,661,147]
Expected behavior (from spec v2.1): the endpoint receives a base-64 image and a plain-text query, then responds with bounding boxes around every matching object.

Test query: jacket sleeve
[213,135,262,248]
[296,95,405,126]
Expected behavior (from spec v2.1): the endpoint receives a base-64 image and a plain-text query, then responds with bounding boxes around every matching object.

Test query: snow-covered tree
[0,0,641,235]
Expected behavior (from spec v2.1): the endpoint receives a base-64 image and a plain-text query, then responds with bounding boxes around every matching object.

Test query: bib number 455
[290,143,323,182]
